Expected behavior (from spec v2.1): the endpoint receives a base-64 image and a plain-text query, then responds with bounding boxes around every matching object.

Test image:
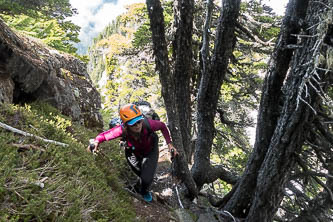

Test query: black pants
[125,135,159,195]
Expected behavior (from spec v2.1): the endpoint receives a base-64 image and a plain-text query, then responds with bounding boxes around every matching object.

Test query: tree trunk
[223,0,309,216]
[146,0,198,198]
[191,0,241,190]
[245,0,332,220]
[172,0,194,165]
[146,0,333,219]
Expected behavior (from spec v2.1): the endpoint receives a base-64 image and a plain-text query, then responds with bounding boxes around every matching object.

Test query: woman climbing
[88,103,178,202]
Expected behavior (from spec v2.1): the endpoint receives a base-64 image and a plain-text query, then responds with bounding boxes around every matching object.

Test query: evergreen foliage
[0,0,80,55]
[132,1,173,49]
[0,0,77,26]
[2,14,80,54]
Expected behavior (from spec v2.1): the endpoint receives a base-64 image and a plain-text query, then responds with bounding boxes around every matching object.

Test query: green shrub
[0,103,136,221]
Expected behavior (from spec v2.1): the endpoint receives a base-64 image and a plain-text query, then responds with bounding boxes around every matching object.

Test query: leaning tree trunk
[146,0,198,198]
[245,1,333,221]
[191,0,241,190]
[223,0,309,216]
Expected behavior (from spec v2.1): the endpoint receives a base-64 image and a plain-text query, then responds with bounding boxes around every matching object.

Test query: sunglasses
[128,120,143,127]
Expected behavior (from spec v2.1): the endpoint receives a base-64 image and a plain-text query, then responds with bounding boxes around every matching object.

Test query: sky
[262,0,288,15]
[70,0,289,54]
[69,0,145,54]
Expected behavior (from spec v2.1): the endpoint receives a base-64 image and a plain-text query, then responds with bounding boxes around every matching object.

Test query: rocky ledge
[0,18,103,128]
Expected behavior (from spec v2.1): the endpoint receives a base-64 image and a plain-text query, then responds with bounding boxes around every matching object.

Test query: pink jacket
[95,119,172,157]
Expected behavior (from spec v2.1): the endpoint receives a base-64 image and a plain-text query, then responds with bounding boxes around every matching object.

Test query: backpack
[109,117,122,129]
[108,101,160,129]
[108,101,159,148]
[133,101,160,121]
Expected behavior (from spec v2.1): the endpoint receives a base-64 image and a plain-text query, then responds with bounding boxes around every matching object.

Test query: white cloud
[69,0,144,54]
[262,0,288,15]
[92,4,123,31]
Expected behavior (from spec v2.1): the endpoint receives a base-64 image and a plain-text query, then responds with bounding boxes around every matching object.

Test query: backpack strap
[142,117,158,148]
[121,125,127,142]
[142,117,152,135]
[120,118,157,150]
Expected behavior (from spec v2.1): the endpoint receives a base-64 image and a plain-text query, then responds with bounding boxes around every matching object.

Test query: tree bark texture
[172,0,194,164]
[245,1,333,221]
[146,0,198,198]
[191,0,241,189]
[200,0,214,77]
[223,0,309,216]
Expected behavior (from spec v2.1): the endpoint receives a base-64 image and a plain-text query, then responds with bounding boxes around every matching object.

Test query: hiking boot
[142,191,152,202]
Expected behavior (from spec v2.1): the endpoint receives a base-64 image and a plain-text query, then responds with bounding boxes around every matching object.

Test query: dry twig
[0,121,68,147]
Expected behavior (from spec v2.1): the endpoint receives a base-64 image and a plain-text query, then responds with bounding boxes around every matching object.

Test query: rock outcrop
[0,18,103,128]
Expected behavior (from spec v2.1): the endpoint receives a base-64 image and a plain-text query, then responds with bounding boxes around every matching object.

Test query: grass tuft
[0,102,137,221]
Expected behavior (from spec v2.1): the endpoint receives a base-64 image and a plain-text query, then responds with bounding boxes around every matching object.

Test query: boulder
[0,18,103,128]
[0,75,14,103]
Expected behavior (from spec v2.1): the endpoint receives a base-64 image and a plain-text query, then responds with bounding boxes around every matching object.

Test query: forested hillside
[0,0,332,221]
[87,3,165,122]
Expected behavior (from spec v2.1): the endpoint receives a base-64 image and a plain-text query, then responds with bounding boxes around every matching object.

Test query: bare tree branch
[0,121,68,147]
